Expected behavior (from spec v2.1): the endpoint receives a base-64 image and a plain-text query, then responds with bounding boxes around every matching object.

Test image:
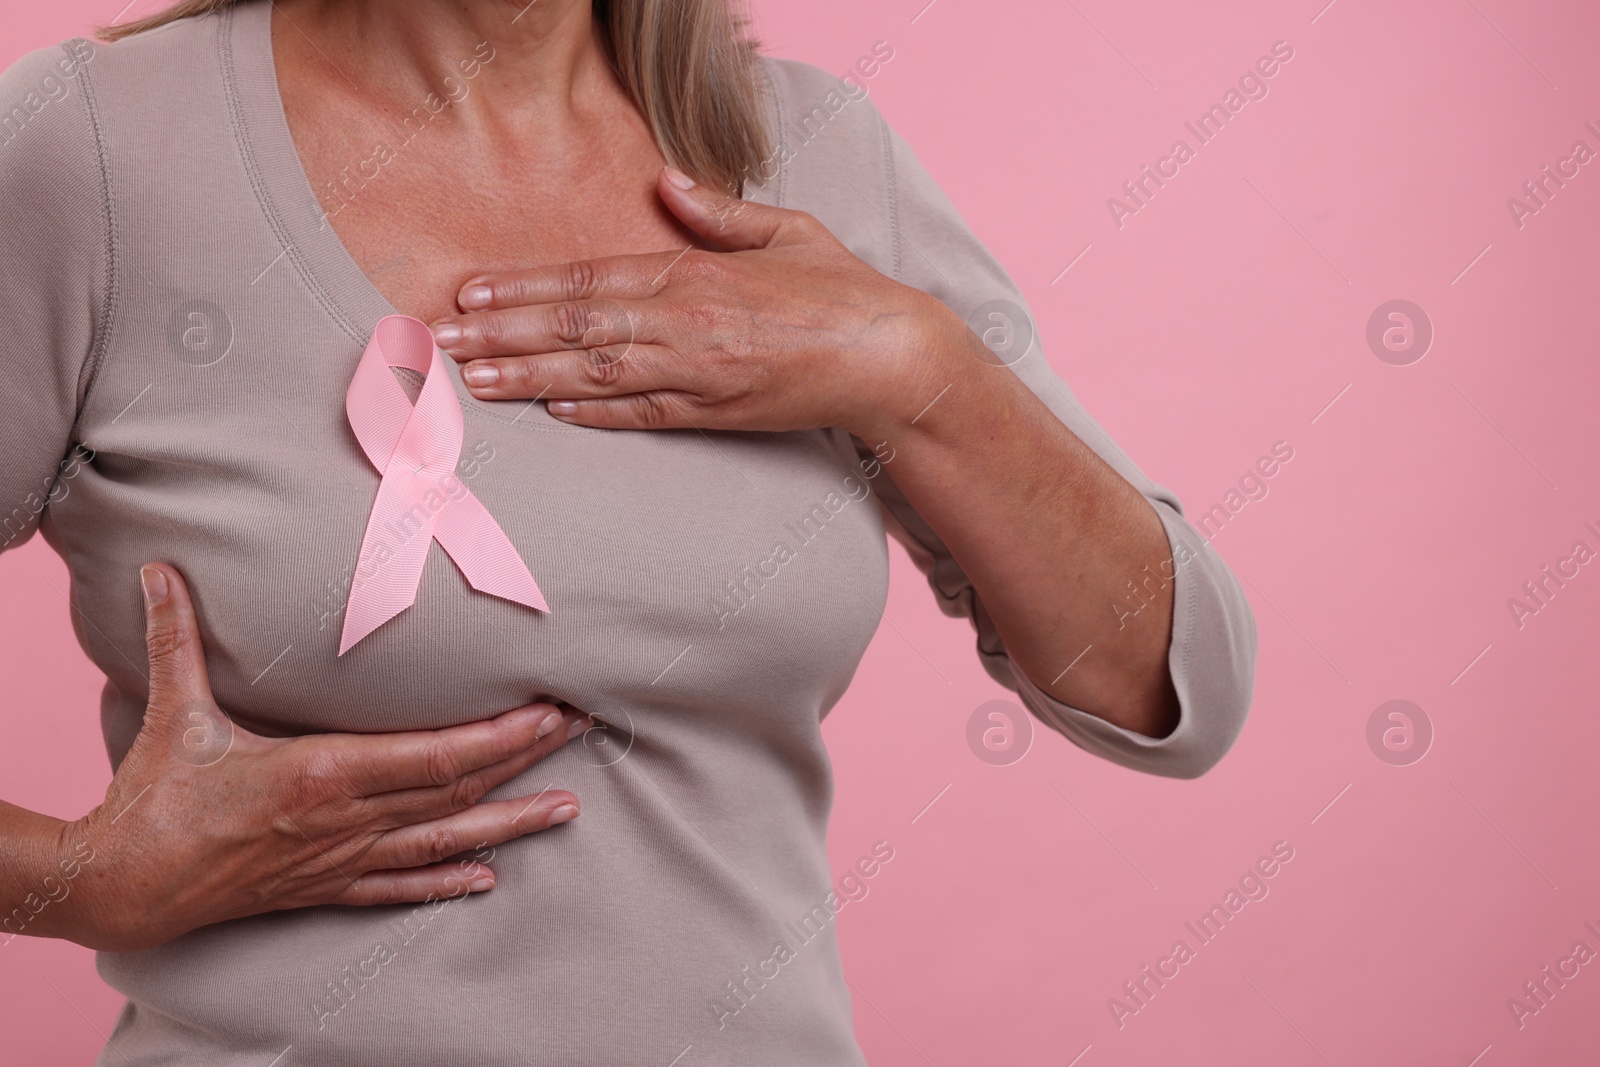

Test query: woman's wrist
[842,288,993,444]
[0,802,100,946]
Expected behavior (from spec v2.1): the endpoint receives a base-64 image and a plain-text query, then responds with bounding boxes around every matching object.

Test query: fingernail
[463,363,499,387]
[547,400,576,416]
[535,710,563,739]
[469,875,495,892]
[663,165,697,190]
[459,284,492,309]
[139,565,168,606]
[566,716,591,741]
[549,804,579,825]
[431,322,462,348]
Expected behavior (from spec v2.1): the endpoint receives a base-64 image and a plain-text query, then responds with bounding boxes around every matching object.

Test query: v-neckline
[221,0,780,348]
[222,0,403,346]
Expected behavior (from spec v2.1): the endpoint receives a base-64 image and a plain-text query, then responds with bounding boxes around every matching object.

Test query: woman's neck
[268,0,697,324]
[270,0,618,132]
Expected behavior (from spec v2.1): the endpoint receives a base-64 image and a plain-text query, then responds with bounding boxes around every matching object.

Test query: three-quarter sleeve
[0,39,108,556]
[855,107,1257,779]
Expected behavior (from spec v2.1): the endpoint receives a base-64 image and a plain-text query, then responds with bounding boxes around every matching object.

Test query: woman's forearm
[852,303,1182,738]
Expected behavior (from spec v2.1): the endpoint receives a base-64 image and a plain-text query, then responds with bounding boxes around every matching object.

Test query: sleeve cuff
[1003,498,1256,779]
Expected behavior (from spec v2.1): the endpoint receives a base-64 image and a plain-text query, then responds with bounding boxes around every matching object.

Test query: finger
[431,298,654,362]
[330,703,568,796]
[330,859,498,907]
[454,248,703,311]
[366,711,591,825]
[458,344,679,401]
[545,391,704,430]
[656,166,818,252]
[364,790,580,870]
[138,563,215,716]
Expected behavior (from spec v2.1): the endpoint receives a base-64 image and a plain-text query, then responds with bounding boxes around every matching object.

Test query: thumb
[138,564,222,743]
[656,165,813,251]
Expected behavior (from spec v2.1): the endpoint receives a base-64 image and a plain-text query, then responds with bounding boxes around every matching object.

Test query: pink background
[5,0,1599,1063]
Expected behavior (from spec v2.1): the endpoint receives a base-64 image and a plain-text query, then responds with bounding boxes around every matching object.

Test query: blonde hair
[96,0,770,192]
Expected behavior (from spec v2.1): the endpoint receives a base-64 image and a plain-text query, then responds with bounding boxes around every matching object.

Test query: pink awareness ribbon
[338,314,548,655]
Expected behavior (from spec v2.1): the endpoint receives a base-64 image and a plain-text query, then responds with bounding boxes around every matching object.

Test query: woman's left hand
[429,166,970,442]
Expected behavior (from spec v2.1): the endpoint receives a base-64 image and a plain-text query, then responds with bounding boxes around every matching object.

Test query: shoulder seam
[69,36,120,427]
[877,111,902,283]
[754,56,787,209]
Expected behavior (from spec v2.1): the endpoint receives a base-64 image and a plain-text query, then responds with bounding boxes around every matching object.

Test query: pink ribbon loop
[338,314,549,655]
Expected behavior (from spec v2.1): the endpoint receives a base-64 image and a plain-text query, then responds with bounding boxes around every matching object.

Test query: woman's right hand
[53,562,586,952]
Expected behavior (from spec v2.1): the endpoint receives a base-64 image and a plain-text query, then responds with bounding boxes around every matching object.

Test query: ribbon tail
[432,487,550,613]
[338,476,438,655]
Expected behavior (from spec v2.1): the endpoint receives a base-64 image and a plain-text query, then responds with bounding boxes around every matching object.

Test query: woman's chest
[59,313,890,739]
[322,190,697,326]
[281,74,695,324]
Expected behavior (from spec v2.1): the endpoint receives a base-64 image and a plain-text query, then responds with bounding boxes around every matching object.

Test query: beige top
[0,2,1256,1063]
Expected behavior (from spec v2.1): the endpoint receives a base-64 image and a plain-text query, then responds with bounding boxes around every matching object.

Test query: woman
[0,0,1256,1062]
